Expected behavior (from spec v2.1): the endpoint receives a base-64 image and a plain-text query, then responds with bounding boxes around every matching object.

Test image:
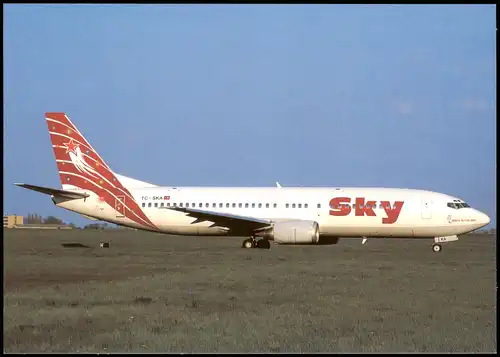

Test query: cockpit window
[447,202,470,209]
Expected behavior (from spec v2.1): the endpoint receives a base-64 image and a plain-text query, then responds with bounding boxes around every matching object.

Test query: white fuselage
[17,112,491,251]
[56,185,489,239]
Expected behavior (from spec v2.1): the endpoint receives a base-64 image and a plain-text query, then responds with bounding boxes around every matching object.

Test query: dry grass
[3,229,497,353]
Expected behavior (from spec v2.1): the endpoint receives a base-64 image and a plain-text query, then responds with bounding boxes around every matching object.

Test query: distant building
[3,214,74,229]
[3,215,24,228]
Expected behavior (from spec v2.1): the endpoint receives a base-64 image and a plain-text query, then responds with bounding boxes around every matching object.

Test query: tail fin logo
[64,139,99,179]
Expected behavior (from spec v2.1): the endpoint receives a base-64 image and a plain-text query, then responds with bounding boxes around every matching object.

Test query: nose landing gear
[431,235,458,252]
[432,243,442,253]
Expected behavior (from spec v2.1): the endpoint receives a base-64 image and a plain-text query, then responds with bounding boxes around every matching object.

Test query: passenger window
[245,203,249,208]
[286,204,289,208]
[258,203,262,208]
[266,203,269,208]
[252,203,255,208]
[317,204,321,208]
[142,203,145,208]
[298,204,302,208]
[219,203,223,208]
[239,203,242,208]
[154,203,158,208]
[186,203,189,207]
[199,203,202,208]
[274,203,277,208]
[213,203,216,208]
[167,202,171,207]
[148,203,152,207]
[173,202,177,207]
[226,203,229,208]
[305,203,308,208]
[180,203,183,207]
[292,203,296,208]
[160,203,164,207]
[192,203,195,207]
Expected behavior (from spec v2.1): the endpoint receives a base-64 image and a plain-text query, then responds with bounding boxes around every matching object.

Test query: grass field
[3,229,497,353]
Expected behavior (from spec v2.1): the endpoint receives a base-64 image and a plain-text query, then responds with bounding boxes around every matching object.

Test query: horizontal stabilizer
[14,183,90,200]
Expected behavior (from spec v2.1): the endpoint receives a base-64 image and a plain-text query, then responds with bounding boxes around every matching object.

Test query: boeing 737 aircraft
[15,113,490,252]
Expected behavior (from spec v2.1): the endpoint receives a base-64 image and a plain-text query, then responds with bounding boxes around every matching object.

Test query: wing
[160,206,272,234]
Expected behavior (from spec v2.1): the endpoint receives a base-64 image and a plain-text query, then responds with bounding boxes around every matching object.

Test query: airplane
[15,112,490,253]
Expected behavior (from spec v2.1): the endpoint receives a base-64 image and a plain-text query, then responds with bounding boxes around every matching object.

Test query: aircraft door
[116,195,126,218]
[421,199,432,219]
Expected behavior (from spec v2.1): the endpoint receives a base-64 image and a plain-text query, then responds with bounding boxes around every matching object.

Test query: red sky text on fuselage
[329,197,405,224]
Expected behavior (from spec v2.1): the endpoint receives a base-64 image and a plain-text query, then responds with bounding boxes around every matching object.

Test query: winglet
[276,182,282,188]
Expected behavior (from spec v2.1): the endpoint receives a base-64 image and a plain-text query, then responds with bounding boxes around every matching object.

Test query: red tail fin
[45,112,157,230]
[46,112,113,189]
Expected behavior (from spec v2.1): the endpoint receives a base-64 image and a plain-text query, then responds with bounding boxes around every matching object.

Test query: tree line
[25,213,117,230]
[26,213,72,226]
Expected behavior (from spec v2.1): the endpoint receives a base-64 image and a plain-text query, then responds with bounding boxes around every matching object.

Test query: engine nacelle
[266,220,320,245]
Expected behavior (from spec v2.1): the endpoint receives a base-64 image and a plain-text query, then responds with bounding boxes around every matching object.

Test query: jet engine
[263,220,320,244]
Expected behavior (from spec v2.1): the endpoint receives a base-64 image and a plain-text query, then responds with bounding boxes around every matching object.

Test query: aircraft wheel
[432,244,442,253]
[256,239,271,249]
[242,239,255,249]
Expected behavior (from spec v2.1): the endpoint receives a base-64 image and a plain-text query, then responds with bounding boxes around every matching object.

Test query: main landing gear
[242,237,271,249]
[432,244,442,253]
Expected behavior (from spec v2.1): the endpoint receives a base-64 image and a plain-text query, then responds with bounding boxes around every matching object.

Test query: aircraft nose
[476,211,490,227]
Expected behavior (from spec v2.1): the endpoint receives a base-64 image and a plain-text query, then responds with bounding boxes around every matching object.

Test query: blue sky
[4,4,496,228]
